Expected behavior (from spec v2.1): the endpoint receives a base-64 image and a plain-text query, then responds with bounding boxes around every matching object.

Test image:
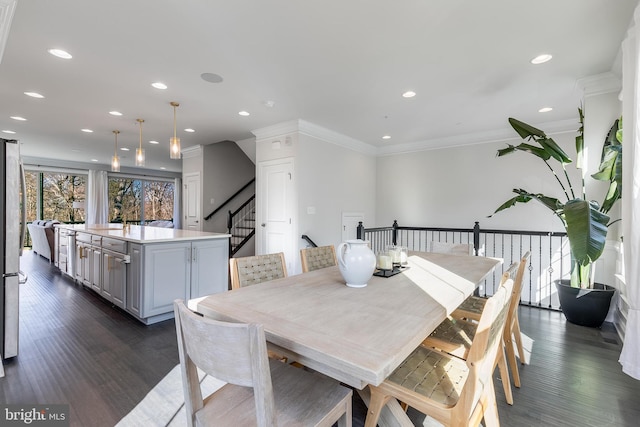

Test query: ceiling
[0,0,636,173]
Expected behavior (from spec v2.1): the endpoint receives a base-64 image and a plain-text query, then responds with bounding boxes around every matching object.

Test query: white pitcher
[336,240,376,288]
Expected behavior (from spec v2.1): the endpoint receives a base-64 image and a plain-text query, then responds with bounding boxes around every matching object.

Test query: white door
[258,158,295,272]
[342,212,364,242]
[184,172,201,231]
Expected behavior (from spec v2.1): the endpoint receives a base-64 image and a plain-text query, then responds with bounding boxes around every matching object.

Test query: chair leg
[496,345,513,405]
[481,380,501,427]
[337,398,352,427]
[513,316,526,365]
[504,331,521,388]
[364,386,392,427]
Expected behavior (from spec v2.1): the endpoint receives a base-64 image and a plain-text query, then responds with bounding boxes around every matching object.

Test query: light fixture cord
[114,131,118,156]
[139,120,143,149]
[173,105,177,140]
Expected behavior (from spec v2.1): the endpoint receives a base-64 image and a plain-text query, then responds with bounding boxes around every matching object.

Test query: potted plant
[491,109,622,327]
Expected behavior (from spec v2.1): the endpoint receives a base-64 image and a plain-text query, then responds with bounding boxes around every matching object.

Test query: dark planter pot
[555,279,615,328]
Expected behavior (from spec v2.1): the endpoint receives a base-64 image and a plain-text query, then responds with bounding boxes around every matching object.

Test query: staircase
[228,195,255,255]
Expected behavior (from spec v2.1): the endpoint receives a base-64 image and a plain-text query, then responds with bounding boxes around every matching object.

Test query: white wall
[297,133,376,249]
[376,130,579,233]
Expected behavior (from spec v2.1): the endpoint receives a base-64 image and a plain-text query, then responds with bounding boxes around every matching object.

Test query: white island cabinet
[56,224,230,324]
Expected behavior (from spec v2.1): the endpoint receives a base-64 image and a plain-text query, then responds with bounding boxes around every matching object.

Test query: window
[108,177,174,224]
[24,170,87,223]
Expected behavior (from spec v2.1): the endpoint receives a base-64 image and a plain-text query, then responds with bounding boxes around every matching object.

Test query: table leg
[357,387,414,427]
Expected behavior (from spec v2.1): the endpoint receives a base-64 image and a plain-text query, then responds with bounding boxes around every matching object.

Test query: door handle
[261,223,266,227]
[18,270,28,284]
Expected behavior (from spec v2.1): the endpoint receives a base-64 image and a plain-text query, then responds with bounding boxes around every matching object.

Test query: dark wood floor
[2,251,640,426]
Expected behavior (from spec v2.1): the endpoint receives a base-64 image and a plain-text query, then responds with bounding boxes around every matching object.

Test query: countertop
[55,223,231,244]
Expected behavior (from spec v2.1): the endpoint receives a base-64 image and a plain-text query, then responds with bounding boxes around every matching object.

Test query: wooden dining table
[196,251,502,392]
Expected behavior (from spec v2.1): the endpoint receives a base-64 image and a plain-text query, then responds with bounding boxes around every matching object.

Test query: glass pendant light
[112,130,121,172]
[170,101,181,159]
[135,118,145,167]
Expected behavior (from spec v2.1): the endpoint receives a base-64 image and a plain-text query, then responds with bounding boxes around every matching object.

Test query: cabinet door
[90,247,101,292]
[143,242,191,317]
[102,250,126,308]
[76,243,92,286]
[191,240,229,298]
[126,244,142,317]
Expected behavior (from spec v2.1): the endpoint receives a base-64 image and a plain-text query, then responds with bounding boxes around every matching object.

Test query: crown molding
[252,119,377,156]
[576,72,622,97]
[181,145,202,159]
[376,118,579,156]
[0,0,16,65]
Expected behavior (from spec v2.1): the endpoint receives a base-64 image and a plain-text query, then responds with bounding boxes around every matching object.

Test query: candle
[377,254,392,270]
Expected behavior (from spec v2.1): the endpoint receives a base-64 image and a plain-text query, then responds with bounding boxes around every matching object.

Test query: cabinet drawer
[102,237,127,253]
[91,235,102,245]
[76,232,92,243]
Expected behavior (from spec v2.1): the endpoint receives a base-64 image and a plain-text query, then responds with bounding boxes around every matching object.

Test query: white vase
[336,240,376,288]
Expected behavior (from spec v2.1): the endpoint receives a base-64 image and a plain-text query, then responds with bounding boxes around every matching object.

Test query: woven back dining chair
[300,245,337,273]
[230,252,288,290]
[364,278,514,427]
[453,251,531,391]
[173,300,353,427]
[423,261,520,405]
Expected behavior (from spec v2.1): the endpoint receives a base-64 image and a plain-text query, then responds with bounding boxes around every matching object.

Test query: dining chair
[364,278,514,427]
[230,252,288,290]
[300,245,337,273]
[174,299,353,427]
[429,241,474,256]
[453,251,531,389]
[422,261,520,405]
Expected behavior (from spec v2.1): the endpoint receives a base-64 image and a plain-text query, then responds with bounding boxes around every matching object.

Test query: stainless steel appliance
[1,138,27,369]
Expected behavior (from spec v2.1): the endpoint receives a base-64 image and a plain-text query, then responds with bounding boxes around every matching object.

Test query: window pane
[109,178,142,223]
[41,173,86,222]
[24,171,38,222]
[144,181,174,222]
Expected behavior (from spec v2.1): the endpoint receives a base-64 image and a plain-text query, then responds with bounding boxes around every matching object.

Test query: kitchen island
[55,224,230,324]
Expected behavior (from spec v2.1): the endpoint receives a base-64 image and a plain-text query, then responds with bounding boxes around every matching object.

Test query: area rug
[116,365,226,427]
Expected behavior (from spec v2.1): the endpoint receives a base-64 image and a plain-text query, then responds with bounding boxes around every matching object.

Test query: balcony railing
[357,220,571,311]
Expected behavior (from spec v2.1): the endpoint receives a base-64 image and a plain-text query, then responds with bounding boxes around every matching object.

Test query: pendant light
[112,130,121,172]
[170,101,181,159]
[135,118,145,167]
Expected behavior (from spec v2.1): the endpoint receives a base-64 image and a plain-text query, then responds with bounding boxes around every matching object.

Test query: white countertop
[56,223,230,244]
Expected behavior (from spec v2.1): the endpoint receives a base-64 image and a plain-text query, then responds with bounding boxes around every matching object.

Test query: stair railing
[228,195,256,256]
[204,178,255,221]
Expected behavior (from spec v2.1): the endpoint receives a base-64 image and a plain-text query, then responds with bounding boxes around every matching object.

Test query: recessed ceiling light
[149,140,159,144]
[238,111,250,116]
[81,128,93,133]
[120,147,130,151]
[109,111,123,116]
[160,167,166,170]
[2,130,16,134]
[263,100,275,108]
[91,159,98,162]
[531,54,552,64]
[382,135,391,140]
[402,91,416,98]
[538,107,553,113]
[10,116,26,121]
[24,92,44,98]
[184,128,195,133]
[151,82,167,90]
[48,49,72,59]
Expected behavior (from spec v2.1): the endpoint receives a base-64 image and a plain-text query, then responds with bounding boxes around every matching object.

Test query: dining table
[195,251,502,426]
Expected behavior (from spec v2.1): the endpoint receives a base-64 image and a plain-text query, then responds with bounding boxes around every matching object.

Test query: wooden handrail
[205,178,255,221]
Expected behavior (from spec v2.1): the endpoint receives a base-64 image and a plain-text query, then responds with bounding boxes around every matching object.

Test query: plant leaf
[508,118,546,140]
[538,137,572,164]
[498,143,551,160]
[564,199,609,266]
[489,189,563,217]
